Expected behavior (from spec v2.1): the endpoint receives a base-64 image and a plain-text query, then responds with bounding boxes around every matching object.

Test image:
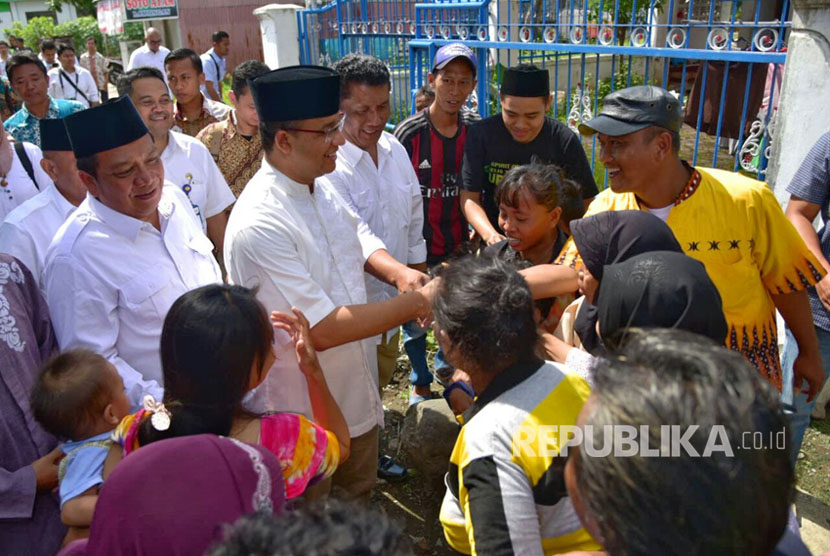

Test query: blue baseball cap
[432,43,477,76]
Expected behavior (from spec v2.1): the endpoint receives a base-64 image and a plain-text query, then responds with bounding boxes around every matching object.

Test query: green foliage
[596,61,644,105]
[45,0,96,17]
[588,0,666,26]
[3,16,144,59]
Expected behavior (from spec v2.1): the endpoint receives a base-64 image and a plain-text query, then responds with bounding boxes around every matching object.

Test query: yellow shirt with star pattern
[557,166,824,389]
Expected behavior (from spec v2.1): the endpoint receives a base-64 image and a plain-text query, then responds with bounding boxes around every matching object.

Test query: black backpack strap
[59,70,91,105]
[14,141,38,190]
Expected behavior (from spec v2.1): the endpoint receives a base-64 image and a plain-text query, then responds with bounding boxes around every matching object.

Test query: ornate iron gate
[298,0,790,185]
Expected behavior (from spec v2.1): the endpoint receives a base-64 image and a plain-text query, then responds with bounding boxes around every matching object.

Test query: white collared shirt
[0,184,76,281]
[321,131,426,306]
[47,66,99,108]
[0,141,53,222]
[161,130,235,231]
[43,187,222,408]
[200,47,226,95]
[225,159,386,438]
[127,43,171,80]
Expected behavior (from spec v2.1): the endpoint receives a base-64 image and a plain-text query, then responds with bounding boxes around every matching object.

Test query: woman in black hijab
[596,251,728,350]
[569,211,683,351]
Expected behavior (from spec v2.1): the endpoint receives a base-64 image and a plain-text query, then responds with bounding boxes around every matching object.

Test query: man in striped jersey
[395,43,479,399]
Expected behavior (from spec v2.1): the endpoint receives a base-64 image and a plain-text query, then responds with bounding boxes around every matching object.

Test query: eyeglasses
[283,115,345,144]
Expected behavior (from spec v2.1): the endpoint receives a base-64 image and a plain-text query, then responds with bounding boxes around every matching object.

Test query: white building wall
[9,1,78,25]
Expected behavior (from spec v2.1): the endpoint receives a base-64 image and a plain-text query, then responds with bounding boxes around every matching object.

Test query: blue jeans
[780,325,830,466]
[402,320,452,387]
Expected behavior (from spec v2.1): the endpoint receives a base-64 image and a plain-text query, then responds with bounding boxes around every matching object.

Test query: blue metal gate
[298,0,790,185]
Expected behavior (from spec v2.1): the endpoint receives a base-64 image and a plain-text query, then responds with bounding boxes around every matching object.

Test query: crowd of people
[0,27,827,556]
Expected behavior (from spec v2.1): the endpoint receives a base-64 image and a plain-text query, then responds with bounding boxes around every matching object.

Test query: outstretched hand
[271,308,323,380]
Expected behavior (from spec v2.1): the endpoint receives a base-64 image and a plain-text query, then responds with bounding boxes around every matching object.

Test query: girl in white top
[47,45,99,108]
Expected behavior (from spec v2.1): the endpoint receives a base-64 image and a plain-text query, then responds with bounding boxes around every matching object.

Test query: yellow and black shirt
[439,358,600,555]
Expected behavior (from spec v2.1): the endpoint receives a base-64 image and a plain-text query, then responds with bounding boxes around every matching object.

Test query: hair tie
[143,395,172,431]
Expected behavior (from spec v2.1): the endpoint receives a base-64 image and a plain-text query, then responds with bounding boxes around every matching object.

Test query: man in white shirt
[0,40,10,78]
[322,53,427,403]
[38,40,58,71]
[0,119,86,280]
[200,30,229,102]
[166,48,231,137]
[225,66,434,502]
[43,97,222,408]
[118,66,235,264]
[127,27,170,81]
[47,44,99,108]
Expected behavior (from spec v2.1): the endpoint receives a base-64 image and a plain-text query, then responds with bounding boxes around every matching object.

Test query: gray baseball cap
[579,85,682,137]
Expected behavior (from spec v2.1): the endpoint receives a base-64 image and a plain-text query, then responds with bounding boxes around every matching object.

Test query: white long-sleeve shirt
[320,132,426,306]
[0,184,76,281]
[47,67,99,108]
[225,160,386,438]
[43,188,222,408]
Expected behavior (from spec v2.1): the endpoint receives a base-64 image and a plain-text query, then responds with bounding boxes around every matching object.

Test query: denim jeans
[780,325,830,466]
[402,320,452,387]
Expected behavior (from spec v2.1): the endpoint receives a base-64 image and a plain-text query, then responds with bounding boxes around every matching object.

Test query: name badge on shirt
[181,173,204,226]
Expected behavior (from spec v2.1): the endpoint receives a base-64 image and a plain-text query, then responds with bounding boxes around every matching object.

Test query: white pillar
[254,4,303,70]
[768,0,830,203]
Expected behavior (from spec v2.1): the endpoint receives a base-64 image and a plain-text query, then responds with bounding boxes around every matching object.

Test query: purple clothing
[59,434,285,556]
[0,254,65,555]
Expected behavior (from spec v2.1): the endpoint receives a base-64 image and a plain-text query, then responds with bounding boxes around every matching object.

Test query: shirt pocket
[120,272,173,325]
[185,234,220,280]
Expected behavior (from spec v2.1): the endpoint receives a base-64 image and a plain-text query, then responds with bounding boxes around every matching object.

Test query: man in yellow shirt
[556,85,825,398]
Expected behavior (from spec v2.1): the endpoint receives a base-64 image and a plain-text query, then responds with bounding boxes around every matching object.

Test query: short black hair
[644,125,681,155]
[332,53,390,99]
[6,52,47,81]
[207,502,412,556]
[231,60,270,96]
[31,349,116,441]
[0,40,9,48]
[433,253,537,373]
[40,39,56,52]
[85,36,96,43]
[76,154,98,178]
[117,66,166,97]
[57,44,74,56]
[164,48,202,74]
[496,159,583,226]
[212,30,229,43]
[259,120,296,154]
[574,329,792,556]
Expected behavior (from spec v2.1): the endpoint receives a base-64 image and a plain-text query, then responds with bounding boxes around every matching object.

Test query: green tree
[45,0,97,17]
[589,0,666,44]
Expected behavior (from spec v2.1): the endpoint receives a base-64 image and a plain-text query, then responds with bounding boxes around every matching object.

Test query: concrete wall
[767,0,830,202]
[255,3,302,69]
[9,1,77,24]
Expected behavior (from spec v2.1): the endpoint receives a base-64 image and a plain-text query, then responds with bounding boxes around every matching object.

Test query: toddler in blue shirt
[31,349,131,538]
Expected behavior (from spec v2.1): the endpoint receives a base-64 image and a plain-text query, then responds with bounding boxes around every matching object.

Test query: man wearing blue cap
[225,65,435,502]
[557,85,825,404]
[462,63,597,246]
[0,118,87,280]
[395,43,479,404]
[42,97,223,409]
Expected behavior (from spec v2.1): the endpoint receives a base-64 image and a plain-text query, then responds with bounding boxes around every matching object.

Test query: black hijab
[570,211,684,351]
[597,251,728,350]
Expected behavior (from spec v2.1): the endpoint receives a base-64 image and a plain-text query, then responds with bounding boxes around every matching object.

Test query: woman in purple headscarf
[59,434,285,555]
[0,254,65,554]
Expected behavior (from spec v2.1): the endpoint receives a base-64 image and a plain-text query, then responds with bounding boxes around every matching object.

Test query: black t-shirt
[462,115,599,231]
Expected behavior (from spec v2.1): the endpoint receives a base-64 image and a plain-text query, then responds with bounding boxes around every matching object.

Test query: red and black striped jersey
[395,108,481,265]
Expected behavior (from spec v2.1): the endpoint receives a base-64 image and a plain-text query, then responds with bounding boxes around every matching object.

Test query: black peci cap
[501,65,550,98]
[63,96,149,159]
[39,118,73,152]
[249,65,340,123]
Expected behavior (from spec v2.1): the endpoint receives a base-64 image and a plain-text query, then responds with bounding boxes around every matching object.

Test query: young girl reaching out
[106,284,350,500]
